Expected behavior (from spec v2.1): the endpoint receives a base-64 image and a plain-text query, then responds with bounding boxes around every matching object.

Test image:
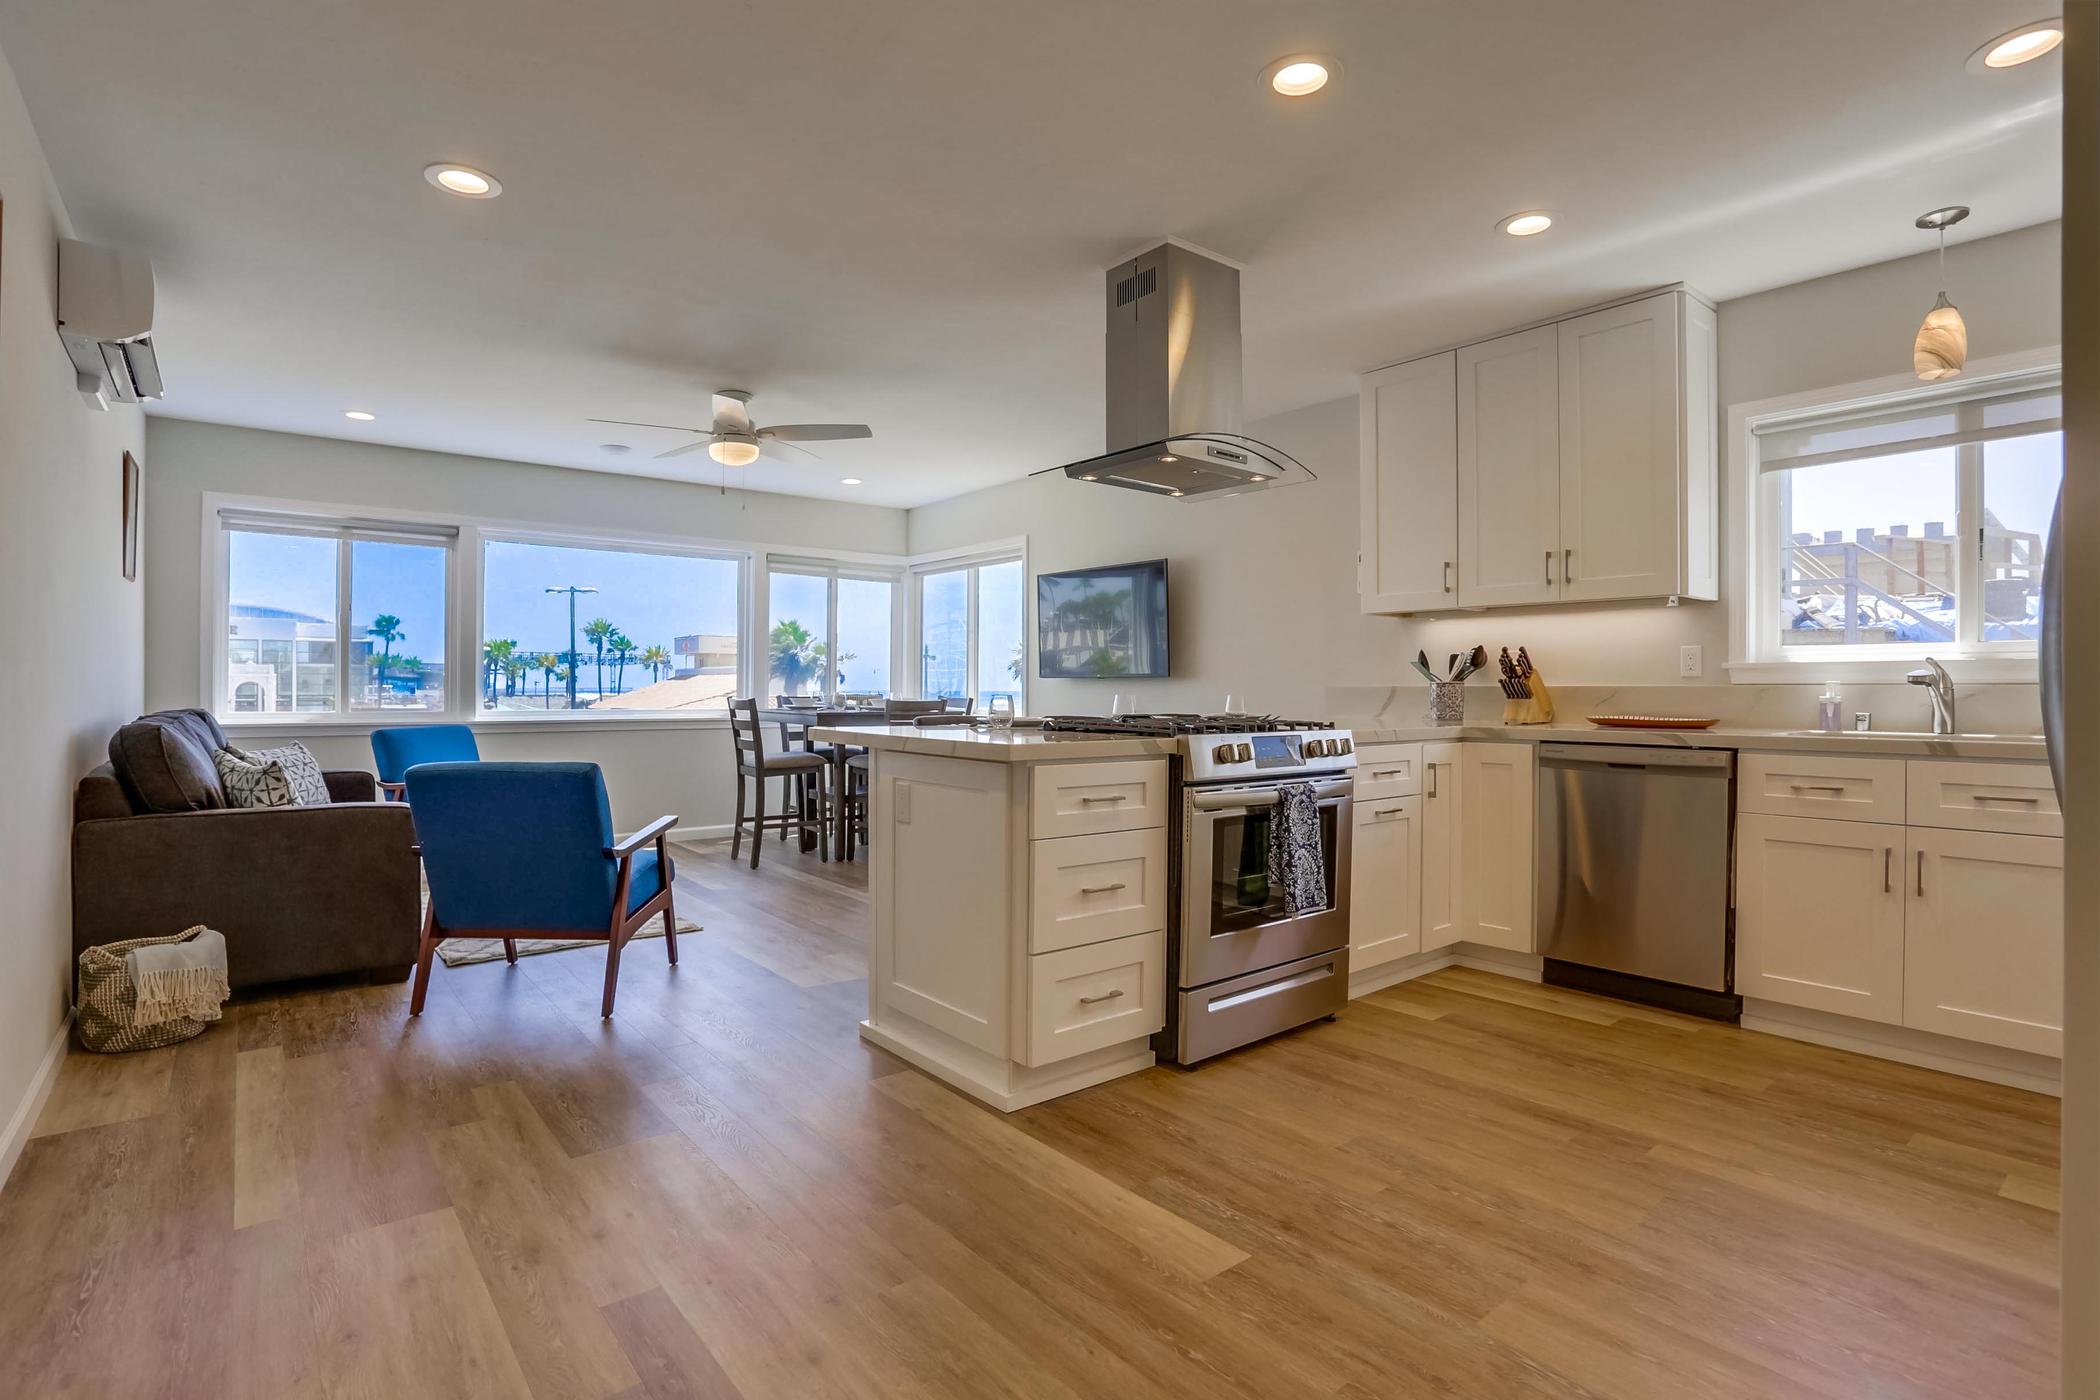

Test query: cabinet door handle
[1078,794,1127,805]
[1426,763,1438,799]
[1563,548,1573,585]
[1916,850,1926,897]
[1545,550,1554,586]
[1442,561,1454,594]
[1078,882,1127,895]
[1884,847,1892,894]
[1078,989,1125,1006]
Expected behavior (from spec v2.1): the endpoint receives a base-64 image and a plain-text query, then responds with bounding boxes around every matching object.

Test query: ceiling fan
[591,389,871,466]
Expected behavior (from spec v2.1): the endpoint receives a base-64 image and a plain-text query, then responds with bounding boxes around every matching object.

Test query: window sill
[220,711,731,740]
[1725,655,2040,685]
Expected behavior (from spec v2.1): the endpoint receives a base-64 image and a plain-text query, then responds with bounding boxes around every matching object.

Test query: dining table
[757,705,894,858]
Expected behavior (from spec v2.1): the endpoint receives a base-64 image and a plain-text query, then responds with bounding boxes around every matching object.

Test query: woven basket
[75,926,220,1054]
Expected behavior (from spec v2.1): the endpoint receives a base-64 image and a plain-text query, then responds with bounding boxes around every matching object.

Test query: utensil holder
[1503,669,1555,725]
[1428,680,1466,726]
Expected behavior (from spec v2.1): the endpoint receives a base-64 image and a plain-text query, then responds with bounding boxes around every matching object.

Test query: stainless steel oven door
[1180,778,1353,987]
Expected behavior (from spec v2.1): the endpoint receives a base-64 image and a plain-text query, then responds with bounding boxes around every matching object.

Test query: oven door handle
[1191,781,1354,812]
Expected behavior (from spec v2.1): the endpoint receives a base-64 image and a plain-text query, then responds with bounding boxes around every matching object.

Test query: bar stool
[728,699,828,868]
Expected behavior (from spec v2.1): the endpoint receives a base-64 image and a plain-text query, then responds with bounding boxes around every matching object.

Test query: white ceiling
[0,0,2062,507]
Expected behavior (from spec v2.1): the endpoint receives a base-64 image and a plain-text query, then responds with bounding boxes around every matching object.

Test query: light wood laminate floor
[1,840,2059,1398]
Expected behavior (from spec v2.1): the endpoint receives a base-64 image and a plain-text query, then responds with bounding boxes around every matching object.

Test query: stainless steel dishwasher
[1535,743,1739,1020]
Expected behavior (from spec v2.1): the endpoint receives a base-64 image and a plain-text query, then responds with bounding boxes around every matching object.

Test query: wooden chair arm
[608,814,677,860]
[379,780,408,801]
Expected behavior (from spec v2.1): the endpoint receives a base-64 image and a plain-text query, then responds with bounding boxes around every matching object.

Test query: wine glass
[987,694,1015,731]
[1110,693,1126,717]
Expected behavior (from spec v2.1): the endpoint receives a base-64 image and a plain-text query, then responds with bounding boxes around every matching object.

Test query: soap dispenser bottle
[1818,682,1843,733]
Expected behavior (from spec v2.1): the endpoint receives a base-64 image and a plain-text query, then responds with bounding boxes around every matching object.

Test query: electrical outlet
[1678,645,1704,679]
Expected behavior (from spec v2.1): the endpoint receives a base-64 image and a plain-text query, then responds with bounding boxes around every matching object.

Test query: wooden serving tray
[1586,714,1721,731]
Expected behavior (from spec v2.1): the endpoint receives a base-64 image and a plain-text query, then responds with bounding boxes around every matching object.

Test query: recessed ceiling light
[1497,211,1555,237]
[1262,54,1340,97]
[1160,453,1179,463]
[1969,19,2063,72]
[343,410,376,421]
[599,443,630,455]
[423,163,502,198]
[840,477,862,486]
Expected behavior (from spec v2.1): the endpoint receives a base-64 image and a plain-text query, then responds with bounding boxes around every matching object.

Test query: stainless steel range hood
[1049,240,1311,499]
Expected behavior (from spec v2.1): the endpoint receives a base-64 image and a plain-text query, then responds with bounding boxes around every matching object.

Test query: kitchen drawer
[1738,752,1905,824]
[1354,743,1422,800]
[1030,759,1169,839]
[1905,760,2061,837]
[1029,828,1168,954]
[1020,929,1165,1067]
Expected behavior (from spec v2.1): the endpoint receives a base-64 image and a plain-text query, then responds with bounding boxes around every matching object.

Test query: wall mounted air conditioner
[57,238,163,409]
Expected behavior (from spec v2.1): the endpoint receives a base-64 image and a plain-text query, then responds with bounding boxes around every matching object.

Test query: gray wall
[0,39,147,1158]
[908,222,2062,721]
[142,418,909,834]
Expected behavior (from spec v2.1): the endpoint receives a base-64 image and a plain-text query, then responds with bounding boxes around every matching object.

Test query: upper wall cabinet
[1360,288,1718,615]
[1359,352,1459,612]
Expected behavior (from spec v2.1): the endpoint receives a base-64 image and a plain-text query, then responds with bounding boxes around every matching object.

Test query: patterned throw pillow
[213,747,294,808]
[212,743,332,807]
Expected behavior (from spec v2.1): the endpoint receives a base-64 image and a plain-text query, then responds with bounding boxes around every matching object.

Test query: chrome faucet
[1906,658,1957,735]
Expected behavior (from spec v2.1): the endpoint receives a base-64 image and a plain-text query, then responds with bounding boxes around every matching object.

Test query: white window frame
[202,491,918,734]
[1725,348,2061,684]
[905,538,1028,709]
[761,553,907,704]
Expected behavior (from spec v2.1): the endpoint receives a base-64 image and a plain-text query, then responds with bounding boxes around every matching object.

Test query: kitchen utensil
[1586,715,1721,731]
[1411,655,1440,683]
[1447,653,1460,680]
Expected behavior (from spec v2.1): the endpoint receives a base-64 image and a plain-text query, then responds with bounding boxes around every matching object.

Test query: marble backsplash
[1326,681,2043,735]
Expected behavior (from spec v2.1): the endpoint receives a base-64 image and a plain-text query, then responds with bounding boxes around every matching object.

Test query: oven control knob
[1213,742,1236,762]
[1339,738,1353,754]
[1306,739,1329,757]
[1236,743,1254,762]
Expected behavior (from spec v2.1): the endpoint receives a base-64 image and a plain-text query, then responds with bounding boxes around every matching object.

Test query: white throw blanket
[126,928,230,1029]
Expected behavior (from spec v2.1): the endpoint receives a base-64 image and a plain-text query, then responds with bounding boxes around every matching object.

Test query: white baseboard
[662,823,733,843]
[1742,1000,2061,1096]
[1348,943,1542,999]
[0,1012,74,1193]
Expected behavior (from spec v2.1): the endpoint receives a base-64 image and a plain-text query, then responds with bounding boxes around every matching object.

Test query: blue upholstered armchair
[371,724,480,801]
[405,762,678,1017]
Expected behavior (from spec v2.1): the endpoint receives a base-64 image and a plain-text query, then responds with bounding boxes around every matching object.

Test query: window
[766,562,897,702]
[915,552,1025,707]
[1746,370,2060,668]
[482,538,743,713]
[220,514,451,718]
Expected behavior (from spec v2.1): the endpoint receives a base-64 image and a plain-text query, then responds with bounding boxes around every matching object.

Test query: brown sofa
[73,709,421,990]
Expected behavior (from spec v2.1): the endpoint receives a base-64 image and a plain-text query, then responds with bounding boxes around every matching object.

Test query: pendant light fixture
[1912,205,1970,382]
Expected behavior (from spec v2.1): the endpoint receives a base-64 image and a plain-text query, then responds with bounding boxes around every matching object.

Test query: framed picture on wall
[121,451,140,581]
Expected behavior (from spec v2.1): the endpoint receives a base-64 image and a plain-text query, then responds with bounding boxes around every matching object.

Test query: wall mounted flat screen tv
[1036,559,1170,679]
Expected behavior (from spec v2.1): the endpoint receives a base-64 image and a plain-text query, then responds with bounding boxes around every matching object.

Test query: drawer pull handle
[1789,784,1848,795]
[1370,768,1408,778]
[1078,882,1127,895]
[1371,806,1407,820]
[1078,989,1125,1006]
[1078,795,1128,805]
[1975,794,2042,806]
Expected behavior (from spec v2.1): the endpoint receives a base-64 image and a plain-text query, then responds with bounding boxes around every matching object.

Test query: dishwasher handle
[1538,743,1733,771]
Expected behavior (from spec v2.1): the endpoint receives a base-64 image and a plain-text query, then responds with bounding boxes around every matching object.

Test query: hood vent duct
[1046,240,1311,500]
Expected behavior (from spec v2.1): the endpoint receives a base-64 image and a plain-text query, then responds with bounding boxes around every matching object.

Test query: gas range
[1037,713,1357,785]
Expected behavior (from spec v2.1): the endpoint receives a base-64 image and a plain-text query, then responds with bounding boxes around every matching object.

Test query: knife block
[1503,670,1555,726]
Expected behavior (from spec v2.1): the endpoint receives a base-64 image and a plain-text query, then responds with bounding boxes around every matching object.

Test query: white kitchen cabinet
[1359,353,1458,612]
[1460,743,1535,952]
[1420,743,1464,951]
[1904,828,2063,1056]
[1456,327,1560,607]
[1350,794,1422,971]
[1735,813,1907,1025]
[1357,287,1716,615]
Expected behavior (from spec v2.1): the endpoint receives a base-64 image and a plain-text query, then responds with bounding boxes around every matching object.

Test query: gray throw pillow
[213,747,295,808]
[215,742,332,807]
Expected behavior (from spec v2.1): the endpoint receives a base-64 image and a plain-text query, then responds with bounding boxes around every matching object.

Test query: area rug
[420,890,702,967]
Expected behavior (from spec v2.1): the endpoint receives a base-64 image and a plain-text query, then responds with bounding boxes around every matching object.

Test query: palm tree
[393,656,425,697]
[535,653,560,707]
[608,631,636,694]
[582,617,615,699]
[482,638,517,704]
[770,619,823,695]
[1009,638,1025,682]
[367,614,403,693]
[640,644,671,683]
[503,656,528,699]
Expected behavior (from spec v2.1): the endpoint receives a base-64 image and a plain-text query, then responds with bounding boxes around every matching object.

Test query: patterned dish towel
[127,927,230,1029]
[1266,781,1328,915]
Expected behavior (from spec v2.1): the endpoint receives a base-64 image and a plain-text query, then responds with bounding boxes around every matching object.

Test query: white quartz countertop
[1342,721,2047,761]
[808,723,1176,763]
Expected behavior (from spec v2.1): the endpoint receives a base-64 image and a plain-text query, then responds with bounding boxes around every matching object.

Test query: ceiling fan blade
[587,417,705,434]
[761,423,872,443]
[654,439,713,460]
[762,438,821,462]
[711,391,755,434]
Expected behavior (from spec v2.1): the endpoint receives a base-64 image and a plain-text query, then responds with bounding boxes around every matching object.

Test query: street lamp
[544,585,597,709]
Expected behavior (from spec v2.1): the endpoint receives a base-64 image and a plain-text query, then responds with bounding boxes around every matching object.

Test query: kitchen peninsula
[811,723,1177,1110]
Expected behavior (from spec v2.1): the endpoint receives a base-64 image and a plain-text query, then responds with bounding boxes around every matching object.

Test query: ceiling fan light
[708,438,762,467]
[1913,294,1968,381]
